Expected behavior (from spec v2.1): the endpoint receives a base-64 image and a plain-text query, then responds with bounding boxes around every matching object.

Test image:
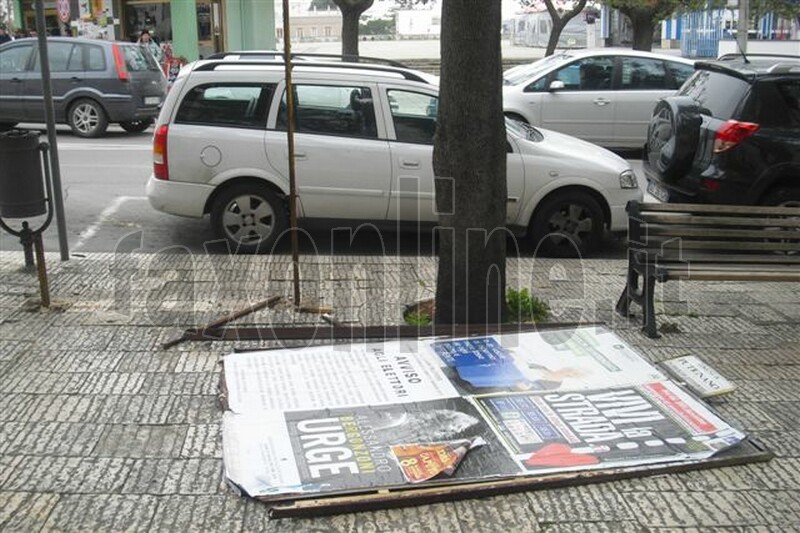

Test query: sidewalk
[1,250,799,531]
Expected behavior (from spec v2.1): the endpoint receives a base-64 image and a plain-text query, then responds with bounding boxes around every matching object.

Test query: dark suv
[0,37,167,138]
[643,54,800,207]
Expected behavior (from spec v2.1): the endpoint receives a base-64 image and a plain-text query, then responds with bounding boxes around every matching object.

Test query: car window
[743,80,800,128]
[504,53,569,86]
[620,57,667,90]
[680,70,751,120]
[552,56,613,91]
[33,42,80,72]
[85,44,106,71]
[0,44,32,73]
[386,89,438,144]
[122,45,160,72]
[666,61,694,89]
[175,83,274,129]
[277,84,378,139]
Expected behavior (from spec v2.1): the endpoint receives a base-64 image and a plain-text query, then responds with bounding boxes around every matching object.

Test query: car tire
[530,191,604,257]
[761,187,800,208]
[119,119,154,134]
[646,97,702,182]
[0,122,18,132]
[68,98,109,138]
[211,183,287,254]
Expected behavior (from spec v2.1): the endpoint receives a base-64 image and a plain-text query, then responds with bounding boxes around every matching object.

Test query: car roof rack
[193,59,432,84]
[204,51,408,69]
[718,53,800,62]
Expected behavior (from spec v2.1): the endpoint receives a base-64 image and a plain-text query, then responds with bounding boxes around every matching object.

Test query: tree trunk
[546,19,565,56]
[333,0,374,58]
[628,11,657,51]
[544,0,587,56]
[434,0,507,325]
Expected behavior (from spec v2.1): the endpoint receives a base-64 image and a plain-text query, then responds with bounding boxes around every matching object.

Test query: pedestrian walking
[0,26,13,44]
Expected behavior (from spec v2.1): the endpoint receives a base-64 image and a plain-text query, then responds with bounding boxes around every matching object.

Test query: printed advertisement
[475,381,746,474]
[223,398,521,497]
[224,340,459,413]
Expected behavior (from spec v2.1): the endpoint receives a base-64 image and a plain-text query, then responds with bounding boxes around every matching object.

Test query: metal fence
[680,9,725,58]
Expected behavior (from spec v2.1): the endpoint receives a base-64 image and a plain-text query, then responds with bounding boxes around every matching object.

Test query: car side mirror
[548,80,565,91]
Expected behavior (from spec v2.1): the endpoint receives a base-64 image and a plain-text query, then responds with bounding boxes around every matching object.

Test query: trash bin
[0,130,46,218]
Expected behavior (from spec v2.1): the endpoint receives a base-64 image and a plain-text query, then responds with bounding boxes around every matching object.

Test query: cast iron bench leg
[615,265,638,317]
[642,274,660,339]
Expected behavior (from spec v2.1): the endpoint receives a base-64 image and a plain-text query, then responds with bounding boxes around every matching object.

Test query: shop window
[175,83,274,129]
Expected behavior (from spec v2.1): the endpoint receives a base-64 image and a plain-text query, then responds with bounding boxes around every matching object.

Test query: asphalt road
[0,124,647,258]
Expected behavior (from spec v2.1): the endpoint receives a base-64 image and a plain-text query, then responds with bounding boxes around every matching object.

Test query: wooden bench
[616,201,800,338]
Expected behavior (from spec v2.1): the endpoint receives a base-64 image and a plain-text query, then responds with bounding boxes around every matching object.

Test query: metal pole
[34,0,70,261]
[737,0,749,54]
[282,0,301,307]
[33,232,50,307]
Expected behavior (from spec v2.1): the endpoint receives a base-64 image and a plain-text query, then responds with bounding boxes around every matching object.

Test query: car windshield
[505,117,543,142]
[503,54,571,86]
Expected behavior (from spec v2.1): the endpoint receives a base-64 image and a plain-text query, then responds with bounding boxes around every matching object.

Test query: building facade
[10,0,276,60]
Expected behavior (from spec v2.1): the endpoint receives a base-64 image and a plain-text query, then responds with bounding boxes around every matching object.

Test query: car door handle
[400,159,420,169]
[11,77,22,83]
[70,76,82,82]
[294,152,307,160]
[593,98,610,106]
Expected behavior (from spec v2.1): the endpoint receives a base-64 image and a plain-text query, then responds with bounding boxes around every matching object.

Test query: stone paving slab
[0,251,798,531]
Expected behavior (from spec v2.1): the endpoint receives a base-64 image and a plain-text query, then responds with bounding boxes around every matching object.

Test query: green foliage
[360,17,395,35]
[506,288,550,323]
[404,311,432,326]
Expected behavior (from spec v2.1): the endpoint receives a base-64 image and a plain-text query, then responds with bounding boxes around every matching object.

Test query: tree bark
[434,0,507,325]
[544,0,588,56]
[621,8,657,51]
[333,0,374,58]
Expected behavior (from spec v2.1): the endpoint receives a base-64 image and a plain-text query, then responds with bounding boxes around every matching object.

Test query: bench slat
[638,202,800,217]
[661,269,800,282]
[638,239,800,252]
[637,251,800,264]
[640,213,800,228]
[645,226,800,240]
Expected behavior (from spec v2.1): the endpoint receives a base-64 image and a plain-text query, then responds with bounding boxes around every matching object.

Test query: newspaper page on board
[221,326,746,499]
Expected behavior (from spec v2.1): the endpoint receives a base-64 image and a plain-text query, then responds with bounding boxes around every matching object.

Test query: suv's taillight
[713,120,759,153]
[154,125,169,180]
[112,44,130,81]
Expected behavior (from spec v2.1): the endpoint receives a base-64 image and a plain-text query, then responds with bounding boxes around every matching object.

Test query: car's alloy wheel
[211,184,287,254]
[119,119,154,134]
[68,99,108,138]
[531,191,603,257]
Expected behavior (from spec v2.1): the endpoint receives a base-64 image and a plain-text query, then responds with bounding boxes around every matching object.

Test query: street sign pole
[34,0,70,261]
[282,0,300,307]
[737,0,749,54]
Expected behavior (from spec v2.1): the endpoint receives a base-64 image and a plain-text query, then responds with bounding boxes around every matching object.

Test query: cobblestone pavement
[1,251,798,532]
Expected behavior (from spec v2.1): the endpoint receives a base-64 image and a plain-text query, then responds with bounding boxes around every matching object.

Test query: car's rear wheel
[68,99,109,138]
[0,122,18,132]
[211,183,287,254]
[646,97,702,181]
[530,191,604,257]
[119,119,154,134]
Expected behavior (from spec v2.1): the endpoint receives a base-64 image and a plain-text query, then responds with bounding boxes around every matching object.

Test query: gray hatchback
[0,37,167,138]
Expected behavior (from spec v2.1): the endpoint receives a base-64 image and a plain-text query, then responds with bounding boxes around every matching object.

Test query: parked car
[503,49,695,149]
[643,54,800,206]
[0,37,167,137]
[146,58,642,255]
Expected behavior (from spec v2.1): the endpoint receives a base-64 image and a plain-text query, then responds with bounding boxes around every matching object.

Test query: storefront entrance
[120,0,223,57]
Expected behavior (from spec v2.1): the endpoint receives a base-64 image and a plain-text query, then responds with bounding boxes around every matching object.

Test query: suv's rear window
[176,83,274,129]
[121,45,160,72]
[679,70,750,119]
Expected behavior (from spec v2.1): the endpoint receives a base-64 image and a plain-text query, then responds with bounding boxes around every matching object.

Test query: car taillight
[713,120,759,153]
[112,44,130,81]
[154,125,169,180]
